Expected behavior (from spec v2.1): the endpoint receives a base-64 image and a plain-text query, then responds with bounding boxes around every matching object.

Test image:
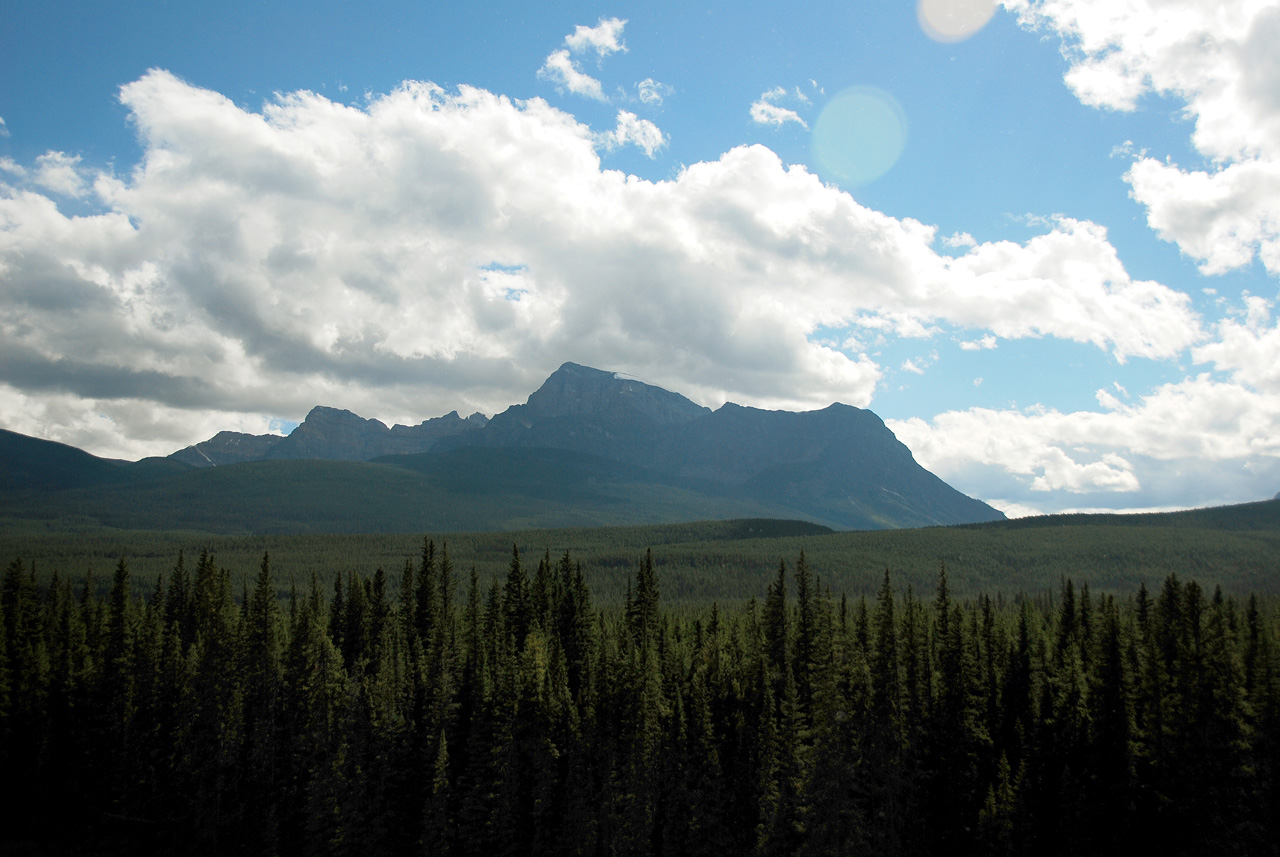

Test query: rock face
[457,363,710,460]
[170,409,489,466]
[267,407,489,461]
[442,363,1003,528]
[163,361,1004,528]
[170,431,286,467]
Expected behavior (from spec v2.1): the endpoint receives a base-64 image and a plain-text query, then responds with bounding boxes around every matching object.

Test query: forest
[2,539,1278,855]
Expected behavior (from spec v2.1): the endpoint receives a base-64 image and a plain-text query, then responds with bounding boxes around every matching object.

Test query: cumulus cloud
[959,334,998,350]
[0,70,1208,461]
[1194,296,1280,392]
[637,78,671,106]
[32,151,89,198]
[890,370,1280,510]
[538,49,607,101]
[750,87,808,128]
[1006,0,1280,275]
[565,17,627,57]
[1126,155,1280,276]
[539,17,629,102]
[597,111,666,157]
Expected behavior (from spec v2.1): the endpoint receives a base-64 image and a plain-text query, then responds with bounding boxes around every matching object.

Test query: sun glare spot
[917,0,996,43]
[812,86,907,186]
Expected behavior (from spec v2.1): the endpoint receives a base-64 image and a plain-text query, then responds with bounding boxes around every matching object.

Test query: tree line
[2,543,1279,855]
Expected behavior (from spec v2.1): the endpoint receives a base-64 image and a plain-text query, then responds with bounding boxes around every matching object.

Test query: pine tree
[242,551,284,852]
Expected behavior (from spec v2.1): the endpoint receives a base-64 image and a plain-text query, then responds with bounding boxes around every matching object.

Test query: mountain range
[1,363,1004,533]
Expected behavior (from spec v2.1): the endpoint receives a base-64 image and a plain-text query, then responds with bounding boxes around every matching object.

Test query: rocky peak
[525,362,710,425]
[267,407,391,461]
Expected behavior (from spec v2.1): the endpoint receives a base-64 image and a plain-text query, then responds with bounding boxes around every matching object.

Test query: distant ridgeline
[0,546,1276,855]
[0,363,1003,533]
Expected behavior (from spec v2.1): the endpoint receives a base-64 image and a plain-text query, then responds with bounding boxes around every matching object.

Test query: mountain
[1,363,1004,532]
[170,408,488,466]
[442,363,1000,528]
[169,430,286,467]
[0,429,192,492]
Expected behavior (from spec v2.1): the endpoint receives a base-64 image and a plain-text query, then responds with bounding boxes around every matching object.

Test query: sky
[1,0,1278,518]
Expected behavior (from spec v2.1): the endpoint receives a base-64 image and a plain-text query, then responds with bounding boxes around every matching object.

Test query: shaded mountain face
[169,431,285,467]
[451,363,711,460]
[439,363,1003,529]
[140,360,1003,529]
[169,408,489,466]
[0,429,192,492]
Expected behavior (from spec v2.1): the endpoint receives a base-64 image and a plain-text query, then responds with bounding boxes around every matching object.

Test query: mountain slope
[0,429,192,491]
[3,362,1004,532]
[446,364,1003,528]
[169,408,489,466]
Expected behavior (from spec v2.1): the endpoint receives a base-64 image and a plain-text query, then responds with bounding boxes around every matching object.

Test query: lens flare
[811,86,907,186]
[918,0,996,42]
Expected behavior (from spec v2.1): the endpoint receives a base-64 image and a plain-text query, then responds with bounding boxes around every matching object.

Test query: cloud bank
[1006,0,1280,276]
[0,69,1210,466]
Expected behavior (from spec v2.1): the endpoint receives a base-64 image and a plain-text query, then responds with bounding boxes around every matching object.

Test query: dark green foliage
[2,537,1279,856]
[8,503,1280,613]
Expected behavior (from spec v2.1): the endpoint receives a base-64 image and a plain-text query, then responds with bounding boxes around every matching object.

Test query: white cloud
[0,70,1208,462]
[935,217,1201,361]
[901,359,926,375]
[959,333,998,350]
[1126,155,1280,276]
[0,157,25,177]
[890,370,1280,508]
[538,49,607,101]
[565,17,627,57]
[1193,297,1280,392]
[637,78,671,106]
[1006,0,1280,276]
[0,116,9,138]
[32,151,88,198]
[597,111,666,157]
[750,87,808,129]
[539,18,630,103]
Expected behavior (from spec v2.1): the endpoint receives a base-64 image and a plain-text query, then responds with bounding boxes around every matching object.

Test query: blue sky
[2,0,1278,517]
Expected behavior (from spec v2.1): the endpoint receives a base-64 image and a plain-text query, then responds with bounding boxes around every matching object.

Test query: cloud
[538,49,606,101]
[959,334,997,350]
[565,17,627,57]
[1193,296,1280,392]
[0,70,1207,463]
[637,78,671,106]
[0,116,9,138]
[890,370,1280,510]
[750,87,808,128]
[901,359,926,375]
[32,151,89,198]
[539,17,629,103]
[1125,155,1280,276]
[597,111,666,157]
[934,217,1201,362]
[1006,0,1280,276]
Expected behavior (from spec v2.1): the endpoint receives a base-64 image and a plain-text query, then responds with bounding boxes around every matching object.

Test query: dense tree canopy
[1,545,1278,855]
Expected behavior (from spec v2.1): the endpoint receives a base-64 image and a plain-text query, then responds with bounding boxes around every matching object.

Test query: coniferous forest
[3,542,1280,856]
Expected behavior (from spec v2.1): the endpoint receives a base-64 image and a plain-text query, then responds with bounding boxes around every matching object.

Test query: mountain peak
[526,363,710,425]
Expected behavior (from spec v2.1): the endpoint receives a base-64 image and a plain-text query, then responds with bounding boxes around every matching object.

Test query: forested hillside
[5,501,1279,603]
[2,546,1277,855]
